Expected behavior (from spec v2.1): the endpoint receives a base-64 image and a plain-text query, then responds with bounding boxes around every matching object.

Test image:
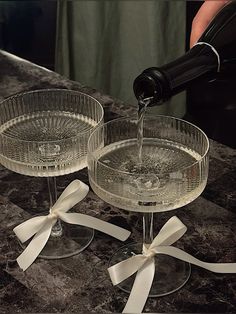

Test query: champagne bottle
[133,1,236,106]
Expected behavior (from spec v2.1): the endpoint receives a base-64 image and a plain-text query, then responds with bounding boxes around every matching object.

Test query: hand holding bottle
[190,0,230,48]
[134,1,236,106]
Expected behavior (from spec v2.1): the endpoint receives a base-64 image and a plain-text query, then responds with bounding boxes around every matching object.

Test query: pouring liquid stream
[137,97,154,163]
[136,96,161,202]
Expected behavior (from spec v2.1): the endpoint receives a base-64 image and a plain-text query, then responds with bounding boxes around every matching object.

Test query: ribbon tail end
[16,256,30,272]
[118,230,131,242]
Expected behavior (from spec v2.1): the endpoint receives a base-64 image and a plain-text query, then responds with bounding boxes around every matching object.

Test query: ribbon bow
[14,180,131,271]
[108,216,236,314]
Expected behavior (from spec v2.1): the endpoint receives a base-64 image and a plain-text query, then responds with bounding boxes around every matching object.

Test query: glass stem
[47,177,63,237]
[143,212,154,246]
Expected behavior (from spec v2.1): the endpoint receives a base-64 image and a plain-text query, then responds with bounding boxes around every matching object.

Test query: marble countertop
[0,50,236,313]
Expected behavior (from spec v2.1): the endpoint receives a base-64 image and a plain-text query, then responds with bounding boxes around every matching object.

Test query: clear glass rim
[0,88,104,144]
[88,114,210,176]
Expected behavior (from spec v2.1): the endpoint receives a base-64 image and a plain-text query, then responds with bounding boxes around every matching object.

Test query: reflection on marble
[0,50,236,313]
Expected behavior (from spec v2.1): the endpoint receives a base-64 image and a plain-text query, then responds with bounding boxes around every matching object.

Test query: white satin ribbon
[13,180,131,271]
[108,216,236,314]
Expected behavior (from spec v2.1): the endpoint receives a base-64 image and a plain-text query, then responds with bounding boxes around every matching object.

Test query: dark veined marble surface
[0,50,236,313]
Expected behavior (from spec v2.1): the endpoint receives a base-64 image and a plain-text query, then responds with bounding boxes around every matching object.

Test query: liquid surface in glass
[0,111,96,176]
[90,138,206,213]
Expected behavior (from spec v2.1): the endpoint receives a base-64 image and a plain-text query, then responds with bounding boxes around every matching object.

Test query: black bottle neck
[160,44,219,96]
[133,44,218,106]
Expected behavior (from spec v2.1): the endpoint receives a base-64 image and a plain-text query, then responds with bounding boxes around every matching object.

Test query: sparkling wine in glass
[87,114,209,296]
[0,89,104,258]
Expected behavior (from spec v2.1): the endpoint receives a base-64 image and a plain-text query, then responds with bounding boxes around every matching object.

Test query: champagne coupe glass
[87,115,209,296]
[0,89,104,259]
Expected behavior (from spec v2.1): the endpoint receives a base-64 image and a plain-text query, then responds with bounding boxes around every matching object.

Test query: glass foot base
[109,242,191,297]
[21,222,94,259]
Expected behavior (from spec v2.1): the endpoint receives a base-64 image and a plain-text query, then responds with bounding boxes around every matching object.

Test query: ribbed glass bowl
[87,115,209,213]
[0,89,104,176]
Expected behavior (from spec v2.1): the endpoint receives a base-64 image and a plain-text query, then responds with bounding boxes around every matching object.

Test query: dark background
[0,1,56,70]
[0,1,235,148]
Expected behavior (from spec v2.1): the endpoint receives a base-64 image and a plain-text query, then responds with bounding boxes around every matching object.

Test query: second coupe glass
[87,115,209,296]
